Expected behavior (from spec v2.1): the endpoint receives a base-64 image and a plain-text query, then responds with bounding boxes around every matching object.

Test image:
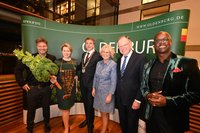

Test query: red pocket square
[172,67,182,73]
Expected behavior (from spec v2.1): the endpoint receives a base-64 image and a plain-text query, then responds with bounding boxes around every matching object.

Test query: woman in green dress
[51,43,78,133]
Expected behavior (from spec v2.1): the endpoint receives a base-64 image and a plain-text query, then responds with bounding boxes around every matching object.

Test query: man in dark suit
[15,37,56,133]
[78,37,102,133]
[140,31,200,133]
[116,35,147,133]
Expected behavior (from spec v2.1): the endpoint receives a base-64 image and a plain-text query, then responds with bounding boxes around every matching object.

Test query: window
[87,0,100,17]
[55,0,75,23]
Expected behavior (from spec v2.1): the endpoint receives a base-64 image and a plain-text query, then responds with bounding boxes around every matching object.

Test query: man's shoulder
[46,53,56,61]
[171,55,198,70]
[93,50,100,56]
[175,55,197,63]
[133,52,146,58]
[131,52,147,64]
[93,51,102,60]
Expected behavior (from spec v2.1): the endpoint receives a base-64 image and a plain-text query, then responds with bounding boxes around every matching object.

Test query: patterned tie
[121,56,127,76]
[84,52,90,64]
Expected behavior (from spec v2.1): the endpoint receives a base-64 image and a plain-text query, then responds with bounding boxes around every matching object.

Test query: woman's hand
[50,75,62,89]
[75,76,78,93]
[92,88,95,97]
[76,87,78,94]
[50,75,57,84]
[105,93,112,104]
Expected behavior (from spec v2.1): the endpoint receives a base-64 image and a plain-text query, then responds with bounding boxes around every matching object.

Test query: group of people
[15,31,200,133]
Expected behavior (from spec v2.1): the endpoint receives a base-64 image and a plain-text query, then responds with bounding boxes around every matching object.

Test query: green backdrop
[21,9,190,62]
[20,9,190,107]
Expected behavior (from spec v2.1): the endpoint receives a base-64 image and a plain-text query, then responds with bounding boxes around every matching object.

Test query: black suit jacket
[79,51,102,89]
[141,53,200,132]
[116,51,147,106]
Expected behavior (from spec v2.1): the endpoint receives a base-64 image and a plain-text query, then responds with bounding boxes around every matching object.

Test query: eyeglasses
[155,38,169,44]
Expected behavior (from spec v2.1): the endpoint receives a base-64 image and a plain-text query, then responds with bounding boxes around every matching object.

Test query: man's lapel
[88,51,96,63]
[162,53,180,90]
[145,60,155,86]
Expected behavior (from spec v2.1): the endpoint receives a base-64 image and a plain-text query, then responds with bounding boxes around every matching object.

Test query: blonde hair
[100,44,115,58]
[61,43,73,52]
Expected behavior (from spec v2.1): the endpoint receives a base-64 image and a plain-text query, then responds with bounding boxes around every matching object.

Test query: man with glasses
[140,31,200,133]
[116,35,147,133]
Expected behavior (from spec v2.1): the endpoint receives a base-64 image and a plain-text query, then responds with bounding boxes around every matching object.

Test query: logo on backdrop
[82,39,155,54]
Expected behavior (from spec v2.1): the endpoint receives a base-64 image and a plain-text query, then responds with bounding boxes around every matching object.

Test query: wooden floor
[0,115,121,133]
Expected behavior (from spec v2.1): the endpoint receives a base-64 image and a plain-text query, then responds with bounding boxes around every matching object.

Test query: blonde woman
[92,44,117,133]
[51,43,78,133]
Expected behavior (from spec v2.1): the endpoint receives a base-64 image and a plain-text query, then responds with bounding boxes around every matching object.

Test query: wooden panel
[185,45,200,51]
[0,74,23,126]
[190,103,200,132]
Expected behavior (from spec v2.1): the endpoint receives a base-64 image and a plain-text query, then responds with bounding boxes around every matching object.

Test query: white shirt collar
[87,49,95,55]
[121,50,133,69]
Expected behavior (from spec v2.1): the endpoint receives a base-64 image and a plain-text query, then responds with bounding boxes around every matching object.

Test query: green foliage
[75,72,82,102]
[13,49,82,103]
[13,49,59,82]
[51,87,58,104]
[75,80,82,102]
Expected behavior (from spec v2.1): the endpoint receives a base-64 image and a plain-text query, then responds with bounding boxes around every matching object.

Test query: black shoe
[26,127,33,133]
[78,120,87,128]
[88,127,93,133]
[44,124,51,133]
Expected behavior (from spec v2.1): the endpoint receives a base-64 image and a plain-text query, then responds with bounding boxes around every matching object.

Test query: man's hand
[132,100,141,110]
[22,84,30,92]
[147,91,166,107]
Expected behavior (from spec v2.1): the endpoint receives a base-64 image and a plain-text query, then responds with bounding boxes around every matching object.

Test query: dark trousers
[118,103,139,133]
[81,83,94,129]
[146,108,183,133]
[26,85,51,129]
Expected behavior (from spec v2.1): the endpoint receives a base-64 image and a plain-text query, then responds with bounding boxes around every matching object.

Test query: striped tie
[121,56,127,76]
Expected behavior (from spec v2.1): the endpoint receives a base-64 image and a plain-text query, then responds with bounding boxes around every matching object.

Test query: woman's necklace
[62,57,71,61]
[60,58,76,72]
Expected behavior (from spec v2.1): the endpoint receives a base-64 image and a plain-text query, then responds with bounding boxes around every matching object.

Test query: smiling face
[85,39,95,52]
[37,42,48,56]
[62,46,72,59]
[154,32,172,55]
[101,48,111,61]
[117,36,132,56]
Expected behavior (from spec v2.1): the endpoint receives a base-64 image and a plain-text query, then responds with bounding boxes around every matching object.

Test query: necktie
[84,52,90,64]
[121,56,127,76]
